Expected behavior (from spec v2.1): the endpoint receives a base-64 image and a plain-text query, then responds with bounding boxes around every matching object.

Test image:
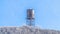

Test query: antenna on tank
[26,8,35,26]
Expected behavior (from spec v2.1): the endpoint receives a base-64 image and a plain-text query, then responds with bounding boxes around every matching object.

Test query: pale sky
[0,0,60,30]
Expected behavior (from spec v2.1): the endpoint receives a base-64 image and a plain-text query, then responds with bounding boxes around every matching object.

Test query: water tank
[27,9,34,20]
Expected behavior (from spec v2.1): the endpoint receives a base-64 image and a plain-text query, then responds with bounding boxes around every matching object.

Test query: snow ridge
[0,26,60,34]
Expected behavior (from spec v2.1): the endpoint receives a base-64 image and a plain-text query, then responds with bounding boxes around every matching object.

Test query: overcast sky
[0,0,60,30]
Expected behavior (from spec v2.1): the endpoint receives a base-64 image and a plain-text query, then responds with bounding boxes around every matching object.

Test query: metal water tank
[27,9,34,20]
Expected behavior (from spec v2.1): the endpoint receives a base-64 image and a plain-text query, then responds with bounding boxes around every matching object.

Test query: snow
[0,26,60,34]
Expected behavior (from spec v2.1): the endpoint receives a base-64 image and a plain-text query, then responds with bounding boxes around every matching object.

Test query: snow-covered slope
[0,26,60,34]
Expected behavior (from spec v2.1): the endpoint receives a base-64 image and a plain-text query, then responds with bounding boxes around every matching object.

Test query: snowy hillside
[0,26,60,34]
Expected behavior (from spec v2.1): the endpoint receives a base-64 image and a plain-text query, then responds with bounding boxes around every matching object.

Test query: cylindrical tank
[27,9,34,20]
